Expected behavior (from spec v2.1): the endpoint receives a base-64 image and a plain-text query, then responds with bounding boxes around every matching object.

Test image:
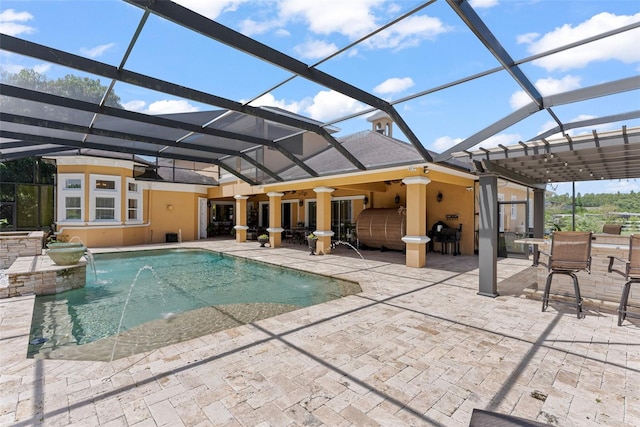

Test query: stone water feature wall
[0,231,44,269]
[1,255,86,299]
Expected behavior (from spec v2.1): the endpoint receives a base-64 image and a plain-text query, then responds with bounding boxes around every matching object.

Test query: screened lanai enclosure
[1,0,639,292]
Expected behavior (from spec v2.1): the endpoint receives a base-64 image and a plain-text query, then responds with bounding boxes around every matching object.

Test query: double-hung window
[90,175,120,222]
[58,174,84,222]
[126,178,142,223]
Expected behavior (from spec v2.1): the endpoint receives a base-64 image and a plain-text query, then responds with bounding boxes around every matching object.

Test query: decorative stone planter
[258,237,269,247]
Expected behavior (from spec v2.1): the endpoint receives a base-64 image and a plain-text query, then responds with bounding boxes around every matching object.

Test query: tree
[2,69,122,107]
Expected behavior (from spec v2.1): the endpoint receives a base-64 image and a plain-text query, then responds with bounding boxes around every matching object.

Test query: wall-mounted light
[394,193,400,204]
[363,196,369,206]
[465,186,473,192]
[298,200,304,207]
[436,192,443,203]
[423,166,429,174]
[167,204,174,211]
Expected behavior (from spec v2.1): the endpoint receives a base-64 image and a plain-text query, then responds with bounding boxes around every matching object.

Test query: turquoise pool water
[28,248,360,360]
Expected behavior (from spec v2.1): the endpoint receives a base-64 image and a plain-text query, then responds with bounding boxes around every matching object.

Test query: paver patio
[1,240,639,426]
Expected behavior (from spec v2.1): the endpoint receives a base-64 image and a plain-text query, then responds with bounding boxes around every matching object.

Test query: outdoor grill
[431,222,462,256]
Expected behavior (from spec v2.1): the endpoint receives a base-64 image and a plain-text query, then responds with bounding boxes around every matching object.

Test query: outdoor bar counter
[518,233,638,308]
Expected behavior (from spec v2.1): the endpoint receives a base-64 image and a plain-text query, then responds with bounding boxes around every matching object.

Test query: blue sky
[1,0,639,195]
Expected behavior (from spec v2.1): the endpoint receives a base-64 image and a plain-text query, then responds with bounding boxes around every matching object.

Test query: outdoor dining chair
[602,223,622,235]
[608,234,640,326]
[541,231,592,318]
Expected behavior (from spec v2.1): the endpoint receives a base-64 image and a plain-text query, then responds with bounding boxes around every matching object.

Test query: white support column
[313,187,335,255]
[233,195,249,243]
[266,192,284,248]
[401,176,431,268]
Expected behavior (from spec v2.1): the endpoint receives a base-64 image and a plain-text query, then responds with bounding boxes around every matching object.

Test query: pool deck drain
[1,239,640,426]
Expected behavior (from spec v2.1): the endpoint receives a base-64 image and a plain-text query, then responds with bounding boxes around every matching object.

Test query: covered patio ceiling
[1,0,639,186]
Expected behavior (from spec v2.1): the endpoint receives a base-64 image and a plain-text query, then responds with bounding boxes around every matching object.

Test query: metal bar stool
[541,231,592,319]
[608,234,640,326]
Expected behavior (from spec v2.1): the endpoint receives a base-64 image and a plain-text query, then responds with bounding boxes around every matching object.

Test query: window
[65,196,82,220]
[57,174,84,222]
[126,178,142,222]
[90,174,120,222]
[95,197,115,220]
[65,178,81,189]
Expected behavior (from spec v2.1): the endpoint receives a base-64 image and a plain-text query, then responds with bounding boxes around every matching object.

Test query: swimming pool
[28,248,361,361]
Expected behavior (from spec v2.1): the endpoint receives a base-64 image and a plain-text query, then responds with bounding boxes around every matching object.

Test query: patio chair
[608,234,640,326]
[603,223,622,235]
[541,231,592,318]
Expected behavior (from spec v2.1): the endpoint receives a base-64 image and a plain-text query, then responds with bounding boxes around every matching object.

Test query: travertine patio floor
[1,239,639,426]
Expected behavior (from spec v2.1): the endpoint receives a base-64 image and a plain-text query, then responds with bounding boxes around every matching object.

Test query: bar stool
[541,231,592,319]
[608,234,640,326]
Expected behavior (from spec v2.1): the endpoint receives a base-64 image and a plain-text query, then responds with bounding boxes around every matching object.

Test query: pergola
[1,1,639,290]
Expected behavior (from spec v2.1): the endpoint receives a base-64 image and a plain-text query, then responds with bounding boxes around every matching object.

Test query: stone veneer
[0,231,44,269]
[530,233,638,308]
[1,255,86,299]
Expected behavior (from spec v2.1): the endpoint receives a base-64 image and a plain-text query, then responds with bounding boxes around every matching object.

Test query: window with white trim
[58,174,84,222]
[90,174,120,222]
[126,178,142,222]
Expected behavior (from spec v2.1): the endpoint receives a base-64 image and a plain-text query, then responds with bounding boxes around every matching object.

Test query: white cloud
[516,32,538,45]
[432,136,462,152]
[124,99,200,115]
[80,43,115,59]
[173,0,248,20]
[374,77,414,95]
[519,12,640,71]
[469,0,499,9]
[604,179,639,194]
[304,90,367,122]
[510,75,582,109]
[254,0,450,52]
[292,40,339,60]
[32,63,51,74]
[122,100,147,112]
[0,9,35,36]
[278,0,384,39]
[245,93,305,114]
[239,18,279,36]
[367,14,449,50]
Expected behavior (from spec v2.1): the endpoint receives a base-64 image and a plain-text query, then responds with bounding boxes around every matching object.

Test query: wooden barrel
[356,208,405,251]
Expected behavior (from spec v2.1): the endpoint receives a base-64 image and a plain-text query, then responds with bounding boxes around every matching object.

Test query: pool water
[28,248,361,360]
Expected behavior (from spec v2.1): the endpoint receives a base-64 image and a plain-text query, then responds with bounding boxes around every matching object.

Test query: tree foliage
[1,69,122,107]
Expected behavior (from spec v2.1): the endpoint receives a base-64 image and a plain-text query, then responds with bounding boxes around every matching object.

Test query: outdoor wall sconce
[167,204,174,211]
[465,186,474,192]
[363,196,369,206]
[423,166,429,174]
[394,193,400,204]
[298,200,304,207]
[436,192,443,203]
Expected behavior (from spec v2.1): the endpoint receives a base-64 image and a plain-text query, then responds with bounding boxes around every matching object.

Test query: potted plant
[307,233,318,255]
[258,234,269,247]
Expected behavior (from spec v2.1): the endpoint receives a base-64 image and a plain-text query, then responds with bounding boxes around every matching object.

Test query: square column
[233,195,249,243]
[266,192,284,248]
[313,187,335,254]
[401,176,431,268]
[478,174,499,297]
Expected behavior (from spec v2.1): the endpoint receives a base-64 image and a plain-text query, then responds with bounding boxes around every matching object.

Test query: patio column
[233,195,249,243]
[313,186,335,255]
[267,192,284,248]
[478,174,499,297]
[401,176,431,268]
